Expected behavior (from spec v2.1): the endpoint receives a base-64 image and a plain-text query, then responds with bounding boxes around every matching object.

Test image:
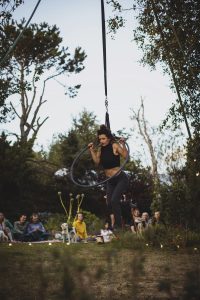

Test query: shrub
[44,213,67,231]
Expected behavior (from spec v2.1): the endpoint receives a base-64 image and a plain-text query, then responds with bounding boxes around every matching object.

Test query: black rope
[101,0,107,98]
[101,0,111,131]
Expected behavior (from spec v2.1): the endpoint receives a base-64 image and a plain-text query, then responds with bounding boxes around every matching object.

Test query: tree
[184,134,200,228]
[0,20,86,144]
[107,0,200,133]
[0,1,24,26]
[130,98,159,184]
[0,131,65,218]
[125,159,153,213]
[0,0,24,122]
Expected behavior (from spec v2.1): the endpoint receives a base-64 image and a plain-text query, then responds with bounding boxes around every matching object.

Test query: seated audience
[99,220,115,243]
[151,211,165,226]
[24,213,49,242]
[14,214,28,241]
[137,212,151,232]
[72,212,88,242]
[130,207,142,234]
[0,212,14,242]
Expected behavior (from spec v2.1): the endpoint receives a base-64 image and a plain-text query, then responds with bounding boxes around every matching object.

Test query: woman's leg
[110,173,129,228]
[106,181,115,228]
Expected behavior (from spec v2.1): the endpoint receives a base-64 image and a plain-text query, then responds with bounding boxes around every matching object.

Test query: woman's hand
[88,143,100,165]
[88,142,94,151]
[119,137,126,145]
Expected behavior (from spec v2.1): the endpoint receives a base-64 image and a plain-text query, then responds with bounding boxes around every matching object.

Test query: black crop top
[100,143,120,169]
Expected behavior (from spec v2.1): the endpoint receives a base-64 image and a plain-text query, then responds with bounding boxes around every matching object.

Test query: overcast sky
[1,0,176,160]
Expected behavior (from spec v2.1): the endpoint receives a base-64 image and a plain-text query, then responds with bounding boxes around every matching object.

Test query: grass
[0,237,200,300]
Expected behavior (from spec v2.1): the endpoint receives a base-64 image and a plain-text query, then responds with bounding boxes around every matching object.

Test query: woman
[88,125,129,230]
[0,212,14,242]
[72,212,88,242]
[24,213,49,242]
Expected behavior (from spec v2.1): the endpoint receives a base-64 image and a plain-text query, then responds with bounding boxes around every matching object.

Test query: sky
[1,0,176,158]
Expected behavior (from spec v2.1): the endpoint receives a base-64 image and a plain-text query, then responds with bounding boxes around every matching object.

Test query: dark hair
[18,213,27,219]
[97,124,114,140]
[30,213,39,222]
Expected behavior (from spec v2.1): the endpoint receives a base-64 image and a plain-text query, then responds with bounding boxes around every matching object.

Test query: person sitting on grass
[24,213,49,242]
[151,211,165,226]
[130,207,142,234]
[14,214,28,241]
[100,220,115,243]
[137,212,151,233]
[0,212,14,242]
[72,212,88,242]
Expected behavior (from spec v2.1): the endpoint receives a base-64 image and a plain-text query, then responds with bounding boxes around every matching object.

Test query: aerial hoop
[69,141,130,188]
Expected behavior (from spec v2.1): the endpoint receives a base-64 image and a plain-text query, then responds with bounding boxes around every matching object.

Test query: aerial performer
[88,124,129,230]
[70,0,130,229]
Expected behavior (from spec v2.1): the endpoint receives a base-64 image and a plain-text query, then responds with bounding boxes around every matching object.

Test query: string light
[196,172,199,177]
[4,242,200,250]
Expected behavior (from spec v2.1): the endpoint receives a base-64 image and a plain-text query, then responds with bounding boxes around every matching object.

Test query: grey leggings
[106,171,129,227]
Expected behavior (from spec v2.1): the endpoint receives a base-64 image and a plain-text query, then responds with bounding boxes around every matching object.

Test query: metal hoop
[69,141,130,188]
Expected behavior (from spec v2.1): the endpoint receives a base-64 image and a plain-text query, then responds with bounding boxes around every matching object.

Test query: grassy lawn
[0,239,200,300]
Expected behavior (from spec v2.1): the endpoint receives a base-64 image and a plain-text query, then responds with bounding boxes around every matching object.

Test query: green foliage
[112,231,145,251]
[81,210,103,234]
[142,225,168,247]
[44,213,67,231]
[155,134,200,229]
[126,159,153,212]
[0,1,24,25]
[48,109,99,167]
[184,135,200,229]
[142,225,200,249]
[0,132,61,218]
[158,180,192,227]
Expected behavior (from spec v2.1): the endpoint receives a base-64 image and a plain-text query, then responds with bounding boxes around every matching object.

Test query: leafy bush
[44,213,67,231]
[79,210,103,234]
[142,225,200,248]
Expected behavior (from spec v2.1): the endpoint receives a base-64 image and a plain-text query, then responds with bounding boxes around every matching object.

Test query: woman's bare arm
[113,138,128,159]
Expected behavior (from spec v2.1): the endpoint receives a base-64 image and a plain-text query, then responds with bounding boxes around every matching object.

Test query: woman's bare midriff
[104,167,121,178]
